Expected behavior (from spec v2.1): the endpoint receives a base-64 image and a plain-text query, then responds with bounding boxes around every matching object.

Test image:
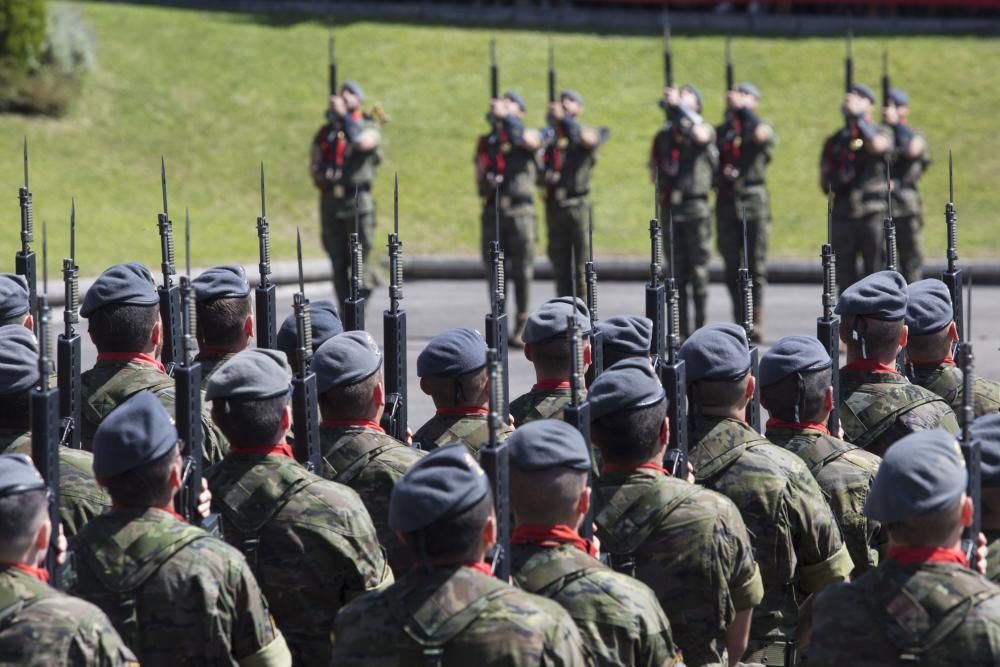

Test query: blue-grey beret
[0,454,45,498]
[864,429,966,523]
[93,391,178,480]
[504,90,526,112]
[342,80,365,102]
[589,357,666,421]
[736,82,761,100]
[205,348,291,402]
[313,330,383,393]
[417,328,487,378]
[971,413,1000,488]
[389,443,490,533]
[508,419,591,472]
[679,323,751,383]
[759,336,832,388]
[561,89,583,105]
[0,274,29,321]
[682,83,703,111]
[523,297,591,345]
[276,299,344,360]
[835,270,908,320]
[850,83,876,104]
[906,279,953,336]
[598,315,653,357]
[81,263,158,318]
[888,87,909,106]
[0,325,38,396]
[192,265,250,302]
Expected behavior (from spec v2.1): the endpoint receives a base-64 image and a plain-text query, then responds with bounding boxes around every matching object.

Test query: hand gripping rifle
[344,190,366,332]
[480,349,510,580]
[255,164,277,349]
[739,211,762,432]
[292,229,322,472]
[57,201,81,449]
[817,188,841,435]
[662,211,688,476]
[563,252,594,540]
[646,193,666,367]
[943,151,965,340]
[585,207,603,378]
[157,158,182,374]
[381,174,408,442]
[958,280,979,568]
[16,138,37,326]
[883,160,898,272]
[485,184,510,421]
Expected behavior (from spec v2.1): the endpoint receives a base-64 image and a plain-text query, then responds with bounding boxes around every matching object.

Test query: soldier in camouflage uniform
[716,82,774,342]
[885,88,931,284]
[761,336,885,577]
[810,429,1000,665]
[79,263,228,464]
[508,419,682,666]
[310,81,382,314]
[0,273,32,329]
[905,279,1000,417]
[312,330,423,575]
[70,391,291,667]
[971,414,1000,583]
[819,84,895,290]
[589,358,764,667]
[192,265,253,389]
[835,271,959,457]
[475,91,542,347]
[276,299,342,369]
[413,327,513,455]
[330,444,590,665]
[0,454,137,667]
[511,297,591,426]
[651,84,717,337]
[679,324,854,665]
[204,349,392,665]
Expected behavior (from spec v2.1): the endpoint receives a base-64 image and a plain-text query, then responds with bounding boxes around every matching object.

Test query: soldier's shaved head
[87,303,159,353]
[0,490,46,562]
[510,466,587,526]
[592,398,667,465]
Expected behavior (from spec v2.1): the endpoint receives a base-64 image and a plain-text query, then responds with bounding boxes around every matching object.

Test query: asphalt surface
[64,278,1000,427]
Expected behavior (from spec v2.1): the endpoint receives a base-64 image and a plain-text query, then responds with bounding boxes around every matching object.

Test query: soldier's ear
[583,341,592,366]
[744,374,756,401]
[244,314,254,341]
[824,386,834,415]
[577,485,591,519]
[948,321,959,343]
[372,381,385,408]
[898,324,909,350]
[280,404,291,432]
[483,510,497,548]
[149,318,163,348]
[33,515,52,556]
[659,416,670,447]
[22,313,33,332]
[960,495,974,528]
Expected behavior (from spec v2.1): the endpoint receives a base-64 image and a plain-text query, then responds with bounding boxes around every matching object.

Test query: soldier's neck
[701,405,747,422]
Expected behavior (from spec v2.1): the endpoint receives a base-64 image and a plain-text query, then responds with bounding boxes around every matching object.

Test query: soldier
[542,90,605,298]
[78,262,228,464]
[835,271,959,456]
[651,84,717,337]
[819,84,894,290]
[810,430,1000,665]
[508,419,682,666]
[904,278,1000,416]
[972,413,1000,582]
[204,348,393,665]
[192,264,253,388]
[679,324,854,665]
[0,273,31,329]
[588,358,764,666]
[0,454,138,666]
[594,314,654,369]
[510,297,591,426]
[276,298,342,368]
[475,91,542,347]
[716,82,774,342]
[69,391,292,666]
[885,88,931,284]
[312,330,423,575]
[310,81,382,314]
[760,335,885,576]
[412,327,513,455]
[329,444,590,665]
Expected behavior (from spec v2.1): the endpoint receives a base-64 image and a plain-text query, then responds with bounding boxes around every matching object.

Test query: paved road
[65,278,1000,428]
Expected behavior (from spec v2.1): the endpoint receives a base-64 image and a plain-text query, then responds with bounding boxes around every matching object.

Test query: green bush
[0,0,46,66]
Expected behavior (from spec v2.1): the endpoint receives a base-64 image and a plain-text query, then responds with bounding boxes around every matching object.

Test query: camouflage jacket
[511,541,682,667]
[889,124,931,218]
[988,532,1000,584]
[511,386,580,427]
[651,123,719,223]
[412,410,514,457]
[194,351,237,390]
[0,428,109,540]
[907,361,1000,419]
[820,123,895,219]
[80,358,228,465]
[766,425,885,577]
[318,423,424,576]
[330,564,591,666]
[839,365,960,457]
[0,565,137,667]
[689,416,853,644]
[206,450,393,666]
[810,558,1000,666]
[70,507,290,667]
[594,467,763,667]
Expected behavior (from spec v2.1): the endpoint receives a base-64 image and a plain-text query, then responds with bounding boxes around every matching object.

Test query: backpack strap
[333,442,400,486]
[841,386,943,451]
[596,480,700,564]
[795,435,860,478]
[516,546,602,598]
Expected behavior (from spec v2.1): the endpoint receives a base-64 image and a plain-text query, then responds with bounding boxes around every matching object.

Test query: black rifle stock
[958,282,978,567]
[16,138,37,327]
[646,195,666,366]
[255,164,278,349]
[563,250,593,539]
[344,191,366,331]
[883,160,898,272]
[480,349,510,580]
[662,211,688,476]
[382,174,408,442]
[292,229,322,471]
[817,188,841,435]
[585,206,603,378]
[485,185,510,420]
[943,151,964,341]
[157,158,182,374]
[57,200,81,449]
[739,212,762,432]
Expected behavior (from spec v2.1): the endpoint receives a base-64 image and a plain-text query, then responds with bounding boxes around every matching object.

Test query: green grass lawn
[2,2,998,274]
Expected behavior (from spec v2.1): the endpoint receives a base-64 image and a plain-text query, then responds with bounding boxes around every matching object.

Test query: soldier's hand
[197,478,213,520]
[591,528,601,554]
[507,414,516,429]
[324,167,336,183]
[548,100,565,121]
[330,94,347,118]
[490,98,509,119]
[405,427,414,446]
[976,532,989,576]
[664,86,680,108]
[686,462,696,484]
[55,523,68,566]
[725,89,741,110]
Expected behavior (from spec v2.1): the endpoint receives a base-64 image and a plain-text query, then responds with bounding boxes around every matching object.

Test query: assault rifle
[16,138,37,326]
[480,349,511,580]
[328,35,337,96]
[486,39,501,165]
[881,49,891,110]
[157,158,182,374]
[291,229,322,472]
[485,184,510,420]
[343,191,365,332]
[563,250,593,539]
[585,207,603,379]
[662,210,688,476]
[844,30,854,92]
[943,151,964,340]
[255,164,277,349]
[548,41,556,104]
[958,280,979,568]
[646,194,666,366]
[817,188,841,435]
[725,36,734,92]
[382,174,408,442]
[57,201,82,449]
[739,212,762,432]
[883,160,898,272]
[663,24,673,89]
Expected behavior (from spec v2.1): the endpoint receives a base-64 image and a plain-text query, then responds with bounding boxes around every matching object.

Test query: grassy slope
[1,3,998,272]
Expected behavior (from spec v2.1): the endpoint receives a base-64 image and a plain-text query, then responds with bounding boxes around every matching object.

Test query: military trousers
[832,212,884,291]
[319,188,380,316]
[545,197,588,298]
[895,214,924,284]
[665,207,711,337]
[716,190,769,325]
[481,204,535,325]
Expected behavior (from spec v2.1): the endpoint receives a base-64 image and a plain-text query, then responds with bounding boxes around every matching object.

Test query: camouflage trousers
[665,211,711,337]
[832,212,884,291]
[545,198,588,298]
[717,193,769,325]
[481,204,536,323]
[319,188,381,315]
[895,214,924,284]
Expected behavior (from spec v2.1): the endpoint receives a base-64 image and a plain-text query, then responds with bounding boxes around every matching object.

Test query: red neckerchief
[320,419,385,433]
[511,524,599,558]
[601,462,672,477]
[463,561,494,576]
[111,504,187,523]
[722,116,743,166]
[532,380,571,392]
[843,360,900,375]
[96,352,165,373]
[766,418,830,435]
[435,406,489,417]
[924,356,957,368]
[3,562,49,584]
[229,442,295,459]
[888,546,969,569]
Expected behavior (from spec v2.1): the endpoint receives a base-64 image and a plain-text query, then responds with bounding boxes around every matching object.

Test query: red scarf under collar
[436,406,489,417]
[532,380,571,391]
[3,562,49,584]
[766,418,830,435]
[888,546,969,568]
[601,462,672,477]
[511,524,599,558]
[843,360,899,375]
[96,352,165,373]
[463,561,495,576]
[229,442,295,459]
[320,419,385,433]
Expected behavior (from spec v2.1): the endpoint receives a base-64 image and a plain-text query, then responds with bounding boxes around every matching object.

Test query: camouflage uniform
[839,365,960,457]
[988,533,1000,584]
[510,385,578,427]
[329,564,590,666]
[907,361,1000,418]
[70,507,289,667]
[318,423,424,576]
[412,410,514,457]
[511,541,682,667]
[889,124,931,284]
[206,450,393,666]
[0,565,137,667]
[766,425,885,577]
[194,350,236,390]
[810,558,1000,665]
[594,467,764,667]
[689,416,854,663]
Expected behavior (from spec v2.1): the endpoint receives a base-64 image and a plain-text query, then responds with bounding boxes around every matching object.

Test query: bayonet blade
[160,157,169,219]
[949,150,954,203]
[588,206,594,263]
[23,137,28,190]
[297,227,305,295]
[42,221,47,295]
[394,172,399,235]
[185,208,191,278]
[260,162,266,218]
[70,198,76,262]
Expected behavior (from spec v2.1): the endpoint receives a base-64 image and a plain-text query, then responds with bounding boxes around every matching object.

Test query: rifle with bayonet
[343,191,366,332]
[725,36,734,92]
[57,200,81,449]
[585,206,603,379]
[548,41,556,105]
[845,30,854,92]
[883,160,898,272]
[255,164,277,350]
[329,34,337,96]
[563,254,593,540]
[480,348,510,580]
[291,229,322,472]
[661,24,673,121]
[739,211,762,432]
[881,49,891,110]
[646,194,666,367]
[381,174,408,442]
[661,210,688,476]
[958,279,979,569]
[485,184,510,421]
[943,151,964,340]
[486,39,501,167]
[16,139,37,328]
[818,188,841,435]
[156,158,182,374]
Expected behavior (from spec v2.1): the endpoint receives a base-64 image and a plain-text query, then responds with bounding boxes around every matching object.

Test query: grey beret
[589,357,666,422]
[560,89,583,104]
[759,336,832,388]
[417,328,487,378]
[523,297,591,345]
[0,274,29,321]
[192,265,250,302]
[736,82,761,100]
[277,299,344,360]
[342,80,365,102]
[503,90,526,111]
[888,87,909,106]
[971,413,1000,488]
[906,279,953,336]
[389,443,490,533]
[508,419,591,472]
[81,263,158,318]
[835,270,908,320]
[850,83,876,104]
[0,454,46,498]
[0,325,38,396]
[205,348,291,402]
[864,429,967,523]
[93,391,177,479]
[598,315,653,357]
[313,330,383,393]
[679,324,751,383]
